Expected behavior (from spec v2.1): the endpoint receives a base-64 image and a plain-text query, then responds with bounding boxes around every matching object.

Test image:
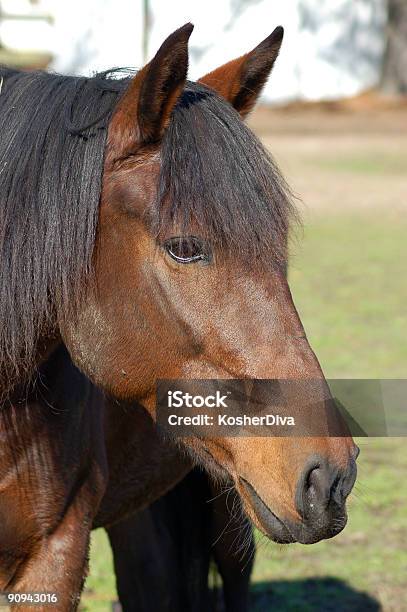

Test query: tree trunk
[381,0,407,93]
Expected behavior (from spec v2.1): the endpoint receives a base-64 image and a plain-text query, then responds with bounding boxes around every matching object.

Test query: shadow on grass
[248,577,380,612]
[110,576,381,612]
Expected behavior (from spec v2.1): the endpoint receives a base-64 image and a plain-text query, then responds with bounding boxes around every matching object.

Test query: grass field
[251,212,407,611]
[81,110,407,611]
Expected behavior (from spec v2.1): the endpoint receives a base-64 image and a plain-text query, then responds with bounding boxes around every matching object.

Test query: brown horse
[0,23,358,609]
[1,341,251,611]
[0,344,190,607]
[107,469,254,612]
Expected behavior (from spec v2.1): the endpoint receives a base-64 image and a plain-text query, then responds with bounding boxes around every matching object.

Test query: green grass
[82,212,407,611]
[311,152,407,175]
[81,530,115,612]
[289,214,407,378]
[250,437,407,611]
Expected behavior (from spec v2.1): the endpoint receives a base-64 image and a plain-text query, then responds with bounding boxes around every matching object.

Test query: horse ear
[107,23,193,162]
[198,26,283,118]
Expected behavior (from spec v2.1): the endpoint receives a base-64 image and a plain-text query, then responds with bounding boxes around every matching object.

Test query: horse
[107,468,254,612]
[0,340,248,611]
[0,23,359,609]
[0,343,190,607]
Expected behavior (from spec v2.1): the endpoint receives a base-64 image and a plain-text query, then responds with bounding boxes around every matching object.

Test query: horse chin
[238,477,297,544]
[238,477,349,545]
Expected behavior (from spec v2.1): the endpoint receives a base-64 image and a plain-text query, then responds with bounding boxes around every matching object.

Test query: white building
[0,0,388,104]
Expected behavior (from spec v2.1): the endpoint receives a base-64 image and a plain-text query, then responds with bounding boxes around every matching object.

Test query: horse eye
[164,236,211,264]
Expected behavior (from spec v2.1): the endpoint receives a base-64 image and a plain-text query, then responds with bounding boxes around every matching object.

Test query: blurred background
[2,1,406,610]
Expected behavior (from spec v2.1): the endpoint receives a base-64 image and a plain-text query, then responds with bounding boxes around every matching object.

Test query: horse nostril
[341,457,358,500]
[294,456,356,540]
[306,465,330,507]
[353,445,360,461]
[296,457,337,519]
[307,465,321,489]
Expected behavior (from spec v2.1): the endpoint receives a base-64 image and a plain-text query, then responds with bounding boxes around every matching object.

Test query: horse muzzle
[239,453,358,544]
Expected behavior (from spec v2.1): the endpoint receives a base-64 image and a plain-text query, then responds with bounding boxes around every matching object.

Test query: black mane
[158,82,297,264]
[0,69,296,394]
[0,67,128,392]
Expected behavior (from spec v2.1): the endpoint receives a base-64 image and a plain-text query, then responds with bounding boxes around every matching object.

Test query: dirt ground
[248,97,407,219]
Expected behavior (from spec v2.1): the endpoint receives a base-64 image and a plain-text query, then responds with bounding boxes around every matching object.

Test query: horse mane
[0,69,296,395]
[0,67,128,393]
[158,82,297,264]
